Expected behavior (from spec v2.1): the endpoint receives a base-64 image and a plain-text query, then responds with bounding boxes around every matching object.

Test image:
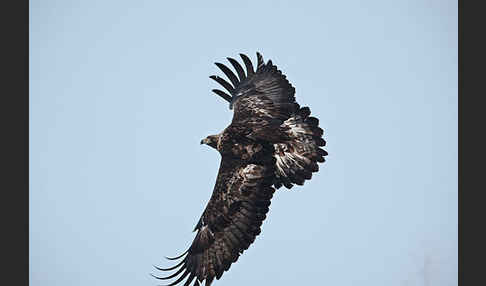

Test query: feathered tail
[273,106,327,189]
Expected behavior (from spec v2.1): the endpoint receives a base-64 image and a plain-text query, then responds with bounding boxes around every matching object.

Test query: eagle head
[200,135,219,149]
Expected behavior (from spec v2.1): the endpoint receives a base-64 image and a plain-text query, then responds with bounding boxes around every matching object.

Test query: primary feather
[155,53,327,285]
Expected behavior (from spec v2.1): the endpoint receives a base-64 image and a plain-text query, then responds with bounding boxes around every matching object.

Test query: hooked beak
[200,138,206,145]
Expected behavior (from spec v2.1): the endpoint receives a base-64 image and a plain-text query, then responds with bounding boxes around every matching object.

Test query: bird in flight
[153,52,327,286]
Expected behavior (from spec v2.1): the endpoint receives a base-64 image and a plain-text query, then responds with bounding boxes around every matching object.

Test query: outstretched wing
[210,53,328,190]
[210,52,300,143]
[153,157,275,286]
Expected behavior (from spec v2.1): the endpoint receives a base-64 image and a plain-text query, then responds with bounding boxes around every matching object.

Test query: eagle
[153,52,327,286]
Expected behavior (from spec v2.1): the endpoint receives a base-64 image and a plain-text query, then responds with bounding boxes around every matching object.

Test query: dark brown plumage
[154,52,327,286]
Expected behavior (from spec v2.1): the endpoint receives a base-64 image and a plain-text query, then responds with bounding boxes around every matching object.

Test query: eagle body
[154,53,327,286]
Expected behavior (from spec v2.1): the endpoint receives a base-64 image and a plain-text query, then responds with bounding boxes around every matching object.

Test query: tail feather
[273,106,327,189]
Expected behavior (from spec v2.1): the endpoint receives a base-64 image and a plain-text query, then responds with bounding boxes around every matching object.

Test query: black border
[2,0,28,285]
[459,0,483,284]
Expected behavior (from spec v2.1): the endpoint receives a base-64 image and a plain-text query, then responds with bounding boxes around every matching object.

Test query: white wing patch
[271,108,325,189]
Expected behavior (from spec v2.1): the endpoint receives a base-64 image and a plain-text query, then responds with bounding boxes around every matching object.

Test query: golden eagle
[153,52,327,285]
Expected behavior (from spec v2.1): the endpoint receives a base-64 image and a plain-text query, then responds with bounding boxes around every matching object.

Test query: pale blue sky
[30,1,457,285]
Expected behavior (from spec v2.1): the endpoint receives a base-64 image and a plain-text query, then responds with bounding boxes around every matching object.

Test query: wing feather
[211,89,232,103]
[209,76,234,95]
[227,57,246,81]
[209,53,328,190]
[210,53,299,142]
[154,155,275,285]
[215,62,239,87]
[273,106,328,189]
[239,53,254,76]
